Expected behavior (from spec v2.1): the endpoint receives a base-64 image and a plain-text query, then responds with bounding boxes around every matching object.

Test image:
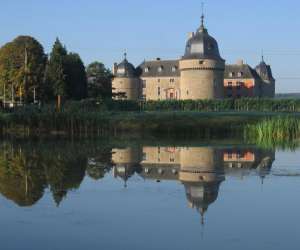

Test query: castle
[112,15,275,100]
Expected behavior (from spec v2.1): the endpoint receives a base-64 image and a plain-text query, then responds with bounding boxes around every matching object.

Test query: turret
[255,56,275,97]
[112,53,140,100]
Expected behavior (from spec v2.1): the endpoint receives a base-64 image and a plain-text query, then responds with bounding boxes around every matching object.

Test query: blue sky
[1,0,300,93]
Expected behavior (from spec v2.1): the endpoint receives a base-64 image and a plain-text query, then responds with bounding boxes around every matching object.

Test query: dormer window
[117,68,125,74]
[238,72,243,77]
[171,66,177,72]
[158,66,163,72]
[229,72,235,77]
[145,67,149,73]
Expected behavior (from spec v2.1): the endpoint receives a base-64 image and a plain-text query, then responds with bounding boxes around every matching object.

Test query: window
[227,82,233,88]
[158,79,160,83]
[171,66,177,72]
[229,72,235,77]
[238,72,243,77]
[142,153,147,161]
[199,60,204,65]
[170,78,175,83]
[158,66,163,72]
[186,90,189,95]
[191,43,203,54]
[142,80,146,88]
[158,87,161,96]
[117,68,125,74]
[145,67,149,73]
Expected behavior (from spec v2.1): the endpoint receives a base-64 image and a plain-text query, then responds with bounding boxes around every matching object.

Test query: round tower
[179,147,223,182]
[179,15,225,100]
[112,53,140,100]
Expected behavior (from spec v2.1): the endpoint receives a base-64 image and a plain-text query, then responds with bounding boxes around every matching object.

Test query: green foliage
[86,61,112,99]
[65,53,87,100]
[94,98,300,113]
[246,116,300,145]
[44,38,88,101]
[44,38,67,100]
[0,36,47,103]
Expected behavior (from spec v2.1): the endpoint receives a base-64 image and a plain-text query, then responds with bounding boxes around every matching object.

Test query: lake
[0,138,299,250]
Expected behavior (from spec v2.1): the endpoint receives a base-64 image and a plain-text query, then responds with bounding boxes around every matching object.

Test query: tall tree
[43,38,67,104]
[65,53,87,100]
[86,62,112,99]
[0,36,47,103]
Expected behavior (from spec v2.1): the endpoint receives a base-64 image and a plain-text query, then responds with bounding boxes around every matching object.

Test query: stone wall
[112,77,140,100]
[179,59,225,100]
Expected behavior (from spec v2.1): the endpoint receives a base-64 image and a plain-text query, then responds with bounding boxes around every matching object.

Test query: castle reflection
[112,146,275,222]
[0,141,275,222]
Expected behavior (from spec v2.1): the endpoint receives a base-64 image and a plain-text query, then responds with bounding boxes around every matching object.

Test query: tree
[86,62,112,99]
[43,38,67,103]
[0,36,47,103]
[65,53,87,100]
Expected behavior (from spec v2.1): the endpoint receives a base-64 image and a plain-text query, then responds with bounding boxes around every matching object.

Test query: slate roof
[255,61,275,81]
[137,59,180,77]
[183,26,223,61]
[115,59,137,78]
[224,64,260,80]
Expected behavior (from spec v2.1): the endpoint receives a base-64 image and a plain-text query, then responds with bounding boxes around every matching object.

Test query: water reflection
[112,146,274,222]
[0,141,275,222]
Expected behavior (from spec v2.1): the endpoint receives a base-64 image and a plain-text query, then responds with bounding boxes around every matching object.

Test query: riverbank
[1,108,300,140]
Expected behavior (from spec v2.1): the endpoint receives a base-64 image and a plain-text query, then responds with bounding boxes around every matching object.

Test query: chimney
[112,63,118,75]
[236,59,244,66]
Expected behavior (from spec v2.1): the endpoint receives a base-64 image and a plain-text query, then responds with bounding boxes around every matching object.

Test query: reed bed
[246,116,300,146]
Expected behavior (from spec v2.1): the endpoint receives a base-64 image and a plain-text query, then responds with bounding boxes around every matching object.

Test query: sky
[1,0,300,93]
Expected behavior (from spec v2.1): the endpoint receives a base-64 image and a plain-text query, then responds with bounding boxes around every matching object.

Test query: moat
[0,138,299,250]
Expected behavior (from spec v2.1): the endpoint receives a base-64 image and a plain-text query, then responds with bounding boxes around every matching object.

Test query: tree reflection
[0,141,112,207]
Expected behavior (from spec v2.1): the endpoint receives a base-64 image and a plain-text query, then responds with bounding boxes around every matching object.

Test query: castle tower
[179,15,225,99]
[255,56,275,97]
[112,53,140,100]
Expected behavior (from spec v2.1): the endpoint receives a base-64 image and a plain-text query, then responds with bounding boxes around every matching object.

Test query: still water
[0,139,299,250]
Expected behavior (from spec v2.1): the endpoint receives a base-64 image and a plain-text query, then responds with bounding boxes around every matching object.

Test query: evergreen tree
[43,38,68,102]
[86,61,112,99]
[65,53,87,100]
